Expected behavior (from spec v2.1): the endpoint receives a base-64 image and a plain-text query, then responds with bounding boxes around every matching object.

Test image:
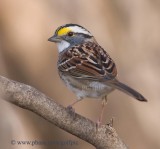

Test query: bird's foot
[66,105,76,118]
[95,118,102,131]
[106,117,114,127]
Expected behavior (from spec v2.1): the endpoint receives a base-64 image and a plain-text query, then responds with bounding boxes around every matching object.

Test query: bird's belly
[60,74,114,99]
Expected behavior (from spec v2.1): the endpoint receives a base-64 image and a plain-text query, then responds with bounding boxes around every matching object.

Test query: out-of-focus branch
[0,76,127,149]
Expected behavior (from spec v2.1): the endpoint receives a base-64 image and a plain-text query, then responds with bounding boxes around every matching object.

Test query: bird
[48,23,147,124]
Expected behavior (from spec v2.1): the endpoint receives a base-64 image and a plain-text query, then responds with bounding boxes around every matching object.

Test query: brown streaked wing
[58,42,117,80]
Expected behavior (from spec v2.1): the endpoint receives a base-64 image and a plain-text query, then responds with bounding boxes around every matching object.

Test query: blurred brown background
[0,0,160,149]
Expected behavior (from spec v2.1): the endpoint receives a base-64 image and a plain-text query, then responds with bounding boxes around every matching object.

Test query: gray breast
[59,73,114,99]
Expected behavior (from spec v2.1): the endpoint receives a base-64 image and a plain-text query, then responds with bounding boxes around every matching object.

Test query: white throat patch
[57,40,70,53]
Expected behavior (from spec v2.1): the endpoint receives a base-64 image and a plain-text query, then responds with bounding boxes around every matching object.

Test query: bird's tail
[109,80,147,102]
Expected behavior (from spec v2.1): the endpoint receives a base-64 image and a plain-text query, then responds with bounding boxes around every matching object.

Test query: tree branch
[0,76,128,149]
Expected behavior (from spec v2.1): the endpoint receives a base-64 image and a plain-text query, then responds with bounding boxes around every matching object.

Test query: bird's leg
[67,97,83,109]
[66,97,83,117]
[96,95,108,128]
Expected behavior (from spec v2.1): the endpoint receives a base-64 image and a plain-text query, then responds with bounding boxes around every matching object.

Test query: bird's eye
[67,32,74,36]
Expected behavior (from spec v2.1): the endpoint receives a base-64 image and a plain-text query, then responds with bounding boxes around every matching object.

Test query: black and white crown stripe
[55,24,93,37]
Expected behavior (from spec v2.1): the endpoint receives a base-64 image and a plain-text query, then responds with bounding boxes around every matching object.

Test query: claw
[107,117,114,127]
[66,98,83,118]
[96,119,102,131]
[66,105,76,118]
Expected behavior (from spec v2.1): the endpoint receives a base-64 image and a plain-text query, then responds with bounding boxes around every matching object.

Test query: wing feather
[58,42,117,80]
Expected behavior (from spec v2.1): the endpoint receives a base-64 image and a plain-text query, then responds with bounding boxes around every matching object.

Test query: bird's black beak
[48,35,61,42]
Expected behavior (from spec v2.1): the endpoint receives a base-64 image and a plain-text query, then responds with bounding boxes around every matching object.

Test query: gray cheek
[70,37,84,45]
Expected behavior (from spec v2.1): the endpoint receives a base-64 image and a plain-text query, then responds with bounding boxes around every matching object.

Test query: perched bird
[48,24,147,123]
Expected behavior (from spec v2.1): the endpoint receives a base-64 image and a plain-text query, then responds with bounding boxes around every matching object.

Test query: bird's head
[48,24,95,53]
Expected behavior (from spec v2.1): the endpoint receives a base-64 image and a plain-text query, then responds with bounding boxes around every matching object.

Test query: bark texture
[0,76,128,149]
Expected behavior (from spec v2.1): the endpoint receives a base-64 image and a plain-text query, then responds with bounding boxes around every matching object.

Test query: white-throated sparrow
[48,24,147,123]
